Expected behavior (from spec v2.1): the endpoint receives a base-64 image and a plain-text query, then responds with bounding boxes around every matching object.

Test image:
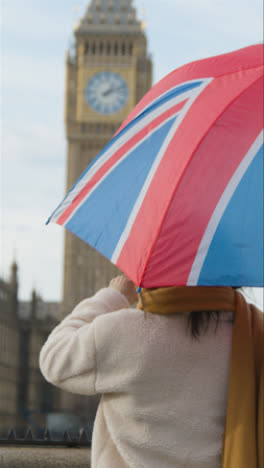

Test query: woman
[39,275,263,468]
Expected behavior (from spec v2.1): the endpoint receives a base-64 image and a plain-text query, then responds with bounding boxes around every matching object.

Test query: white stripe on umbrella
[131,78,209,120]
[187,129,264,286]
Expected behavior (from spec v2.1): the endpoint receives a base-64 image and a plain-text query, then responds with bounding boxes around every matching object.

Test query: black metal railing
[0,427,91,448]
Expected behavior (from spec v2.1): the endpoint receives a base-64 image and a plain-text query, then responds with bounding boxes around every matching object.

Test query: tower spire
[9,260,18,294]
[76,0,142,35]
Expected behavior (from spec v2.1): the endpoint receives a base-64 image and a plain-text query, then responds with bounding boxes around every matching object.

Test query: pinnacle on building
[77,0,142,33]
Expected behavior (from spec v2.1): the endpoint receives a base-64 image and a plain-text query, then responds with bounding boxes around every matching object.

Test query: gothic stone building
[0,263,60,435]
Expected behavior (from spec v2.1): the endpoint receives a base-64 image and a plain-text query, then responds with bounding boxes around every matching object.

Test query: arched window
[92,42,96,55]
[122,43,126,55]
[107,42,111,55]
[84,42,90,54]
[114,14,120,24]
[99,42,104,55]
[114,42,119,55]
[129,43,133,56]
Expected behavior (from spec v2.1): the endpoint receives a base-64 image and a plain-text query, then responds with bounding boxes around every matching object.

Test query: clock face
[85,72,129,115]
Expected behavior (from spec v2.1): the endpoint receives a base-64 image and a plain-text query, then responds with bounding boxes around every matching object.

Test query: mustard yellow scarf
[137,287,264,468]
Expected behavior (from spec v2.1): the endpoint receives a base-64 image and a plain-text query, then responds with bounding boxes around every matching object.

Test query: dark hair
[188,287,239,339]
[187,311,221,339]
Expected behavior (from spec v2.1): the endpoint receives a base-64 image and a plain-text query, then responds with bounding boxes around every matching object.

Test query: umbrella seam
[159,61,262,86]
[208,64,262,79]
[140,73,263,286]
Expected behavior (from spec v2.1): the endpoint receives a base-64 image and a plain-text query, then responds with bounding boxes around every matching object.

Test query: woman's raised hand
[109,275,138,305]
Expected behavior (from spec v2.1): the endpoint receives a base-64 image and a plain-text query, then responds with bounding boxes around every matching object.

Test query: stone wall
[0,447,91,468]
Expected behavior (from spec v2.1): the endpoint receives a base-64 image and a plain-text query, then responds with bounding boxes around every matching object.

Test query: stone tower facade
[62,0,152,317]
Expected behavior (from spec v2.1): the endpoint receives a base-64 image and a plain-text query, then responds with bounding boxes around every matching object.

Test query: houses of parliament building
[0,0,152,435]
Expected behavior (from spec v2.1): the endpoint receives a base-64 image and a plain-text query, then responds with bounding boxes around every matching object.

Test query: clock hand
[101,84,126,99]
[102,87,114,97]
[113,85,127,94]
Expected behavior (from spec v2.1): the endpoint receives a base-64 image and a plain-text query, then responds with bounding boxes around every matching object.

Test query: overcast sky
[1,0,263,308]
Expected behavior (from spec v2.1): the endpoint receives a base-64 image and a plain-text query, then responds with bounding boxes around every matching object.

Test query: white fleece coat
[39,288,234,468]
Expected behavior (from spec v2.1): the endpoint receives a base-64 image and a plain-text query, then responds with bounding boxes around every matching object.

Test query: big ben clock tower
[63,0,152,317]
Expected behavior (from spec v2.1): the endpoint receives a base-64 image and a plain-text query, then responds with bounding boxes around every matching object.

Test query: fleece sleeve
[39,288,130,396]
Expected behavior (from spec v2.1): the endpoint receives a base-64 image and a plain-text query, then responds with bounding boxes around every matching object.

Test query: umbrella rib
[140,74,263,287]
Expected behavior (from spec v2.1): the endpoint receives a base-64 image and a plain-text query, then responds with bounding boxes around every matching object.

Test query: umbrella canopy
[48,44,264,288]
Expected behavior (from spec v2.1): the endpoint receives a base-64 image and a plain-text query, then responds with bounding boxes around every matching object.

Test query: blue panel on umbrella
[66,117,176,260]
[198,144,264,286]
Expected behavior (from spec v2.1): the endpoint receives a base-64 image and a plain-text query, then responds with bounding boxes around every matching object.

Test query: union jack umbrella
[48,44,264,288]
